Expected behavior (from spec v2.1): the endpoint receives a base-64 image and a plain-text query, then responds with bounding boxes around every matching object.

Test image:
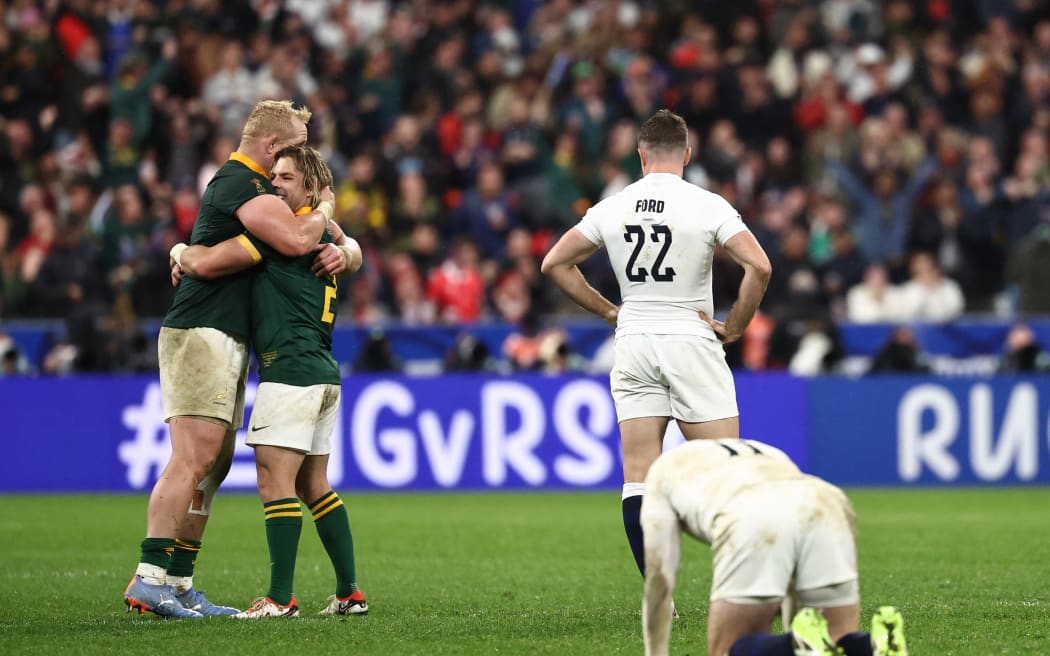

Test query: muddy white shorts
[246,382,341,455]
[158,326,248,428]
[710,479,859,604]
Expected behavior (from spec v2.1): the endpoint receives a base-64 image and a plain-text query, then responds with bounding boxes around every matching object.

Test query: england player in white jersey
[641,439,908,656]
[541,109,772,581]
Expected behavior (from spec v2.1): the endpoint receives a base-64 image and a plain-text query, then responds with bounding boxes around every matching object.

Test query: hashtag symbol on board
[117,381,172,489]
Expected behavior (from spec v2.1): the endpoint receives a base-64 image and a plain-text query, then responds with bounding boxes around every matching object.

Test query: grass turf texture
[1,489,1046,655]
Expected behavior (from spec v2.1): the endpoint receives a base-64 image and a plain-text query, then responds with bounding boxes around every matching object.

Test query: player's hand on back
[170,261,183,287]
[311,242,346,278]
[700,311,739,344]
[319,186,335,204]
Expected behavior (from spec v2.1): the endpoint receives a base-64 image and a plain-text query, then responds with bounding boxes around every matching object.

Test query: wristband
[317,200,335,222]
[170,243,188,268]
[336,244,358,272]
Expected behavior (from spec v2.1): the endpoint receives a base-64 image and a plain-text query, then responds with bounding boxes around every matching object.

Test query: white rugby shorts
[159,326,249,428]
[610,333,738,422]
[709,479,859,604]
[247,382,341,455]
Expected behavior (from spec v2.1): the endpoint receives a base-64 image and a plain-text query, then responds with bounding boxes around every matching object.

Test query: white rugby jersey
[643,439,806,545]
[574,172,748,338]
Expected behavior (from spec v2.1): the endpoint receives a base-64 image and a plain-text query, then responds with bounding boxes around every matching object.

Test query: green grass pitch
[1,488,1047,655]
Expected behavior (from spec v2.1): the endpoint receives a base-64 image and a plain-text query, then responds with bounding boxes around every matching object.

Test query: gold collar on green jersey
[228,152,268,178]
[295,206,313,216]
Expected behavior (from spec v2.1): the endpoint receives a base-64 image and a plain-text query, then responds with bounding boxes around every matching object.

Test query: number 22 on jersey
[623,224,676,282]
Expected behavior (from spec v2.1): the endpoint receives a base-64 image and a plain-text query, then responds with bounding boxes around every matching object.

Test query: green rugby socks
[264,498,302,605]
[309,491,359,597]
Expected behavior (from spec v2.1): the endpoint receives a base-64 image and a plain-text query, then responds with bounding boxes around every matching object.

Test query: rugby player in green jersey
[173,145,366,618]
[125,100,342,619]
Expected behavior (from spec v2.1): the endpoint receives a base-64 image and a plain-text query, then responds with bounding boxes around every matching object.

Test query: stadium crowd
[1,0,1049,374]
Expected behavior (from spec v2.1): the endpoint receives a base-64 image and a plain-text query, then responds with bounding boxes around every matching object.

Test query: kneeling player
[173,145,367,618]
[641,439,908,656]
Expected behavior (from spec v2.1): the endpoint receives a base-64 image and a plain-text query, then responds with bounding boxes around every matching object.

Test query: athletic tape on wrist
[318,201,335,222]
[336,245,356,272]
[170,243,188,268]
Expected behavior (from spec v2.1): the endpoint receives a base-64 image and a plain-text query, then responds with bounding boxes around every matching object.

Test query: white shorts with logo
[610,333,738,423]
[710,479,859,605]
[247,382,341,455]
[158,326,249,428]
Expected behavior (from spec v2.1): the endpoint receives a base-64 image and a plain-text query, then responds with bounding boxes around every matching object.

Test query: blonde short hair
[242,100,312,141]
[273,145,333,205]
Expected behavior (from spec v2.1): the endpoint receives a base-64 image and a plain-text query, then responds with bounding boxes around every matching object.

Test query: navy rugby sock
[621,492,645,577]
[837,632,874,656]
[727,633,793,655]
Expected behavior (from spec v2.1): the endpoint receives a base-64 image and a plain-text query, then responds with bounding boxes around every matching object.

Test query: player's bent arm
[331,220,363,274]
[172,236,261,280]
[641,494,681,656]
[721,230,773,340]
[310,220,362,277]
[540,228,619,326]
[236,194,327,256]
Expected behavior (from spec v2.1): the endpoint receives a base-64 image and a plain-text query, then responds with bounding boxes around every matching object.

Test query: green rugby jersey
[250,206,340,386]
[162,153,273,338]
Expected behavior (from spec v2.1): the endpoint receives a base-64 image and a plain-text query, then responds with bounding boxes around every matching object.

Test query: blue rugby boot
[176,587,240,616]
[124,576,203,618]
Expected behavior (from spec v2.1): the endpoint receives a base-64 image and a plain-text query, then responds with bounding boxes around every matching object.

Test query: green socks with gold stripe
[309,491,359,597]
[264,498,302,605]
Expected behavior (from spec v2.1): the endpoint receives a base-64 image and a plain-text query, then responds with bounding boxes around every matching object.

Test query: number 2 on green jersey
[321,276,337,324]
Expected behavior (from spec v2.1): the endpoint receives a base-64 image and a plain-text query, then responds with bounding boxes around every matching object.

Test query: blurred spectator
[492,264,532,324]
[7,208,57,313]
[846,263,902,324]
[389,169,442,244]
[54,35,106,147]
[445,333,494,372]
[450,160,519,259]
[1006,217,1050,316]
[503,312,546,373]
[62,175,104,235]
[788,317,844,377]
[100,185,160,312]
[502,313,582,373]
[538,328,585,374]
[30,219,107,369]
[427,238,485,324]
[896,251,965,322]
[869,326,929,373]
[826,156,938,266]
[109,39,176,146]
[543,130,588,228]
[201,41,257,136]
[0,332,28,376]
[197,136,237,200]
[354,330,401,373]
[820,227,868,314]
[386,252,435,325]
[253,43,317,104]
[557,61,611,162]
[765,224,822,313]
[336,151,388,240]
[100,117,142,189]
[347,275,390,325]
[998,323,1050,373]
[1000,151,1050,249]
